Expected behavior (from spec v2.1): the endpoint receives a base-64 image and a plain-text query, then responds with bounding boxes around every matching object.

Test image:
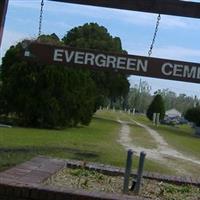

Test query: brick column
[0,0,9,47]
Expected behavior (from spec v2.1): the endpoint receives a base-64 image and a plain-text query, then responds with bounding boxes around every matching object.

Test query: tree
[185,107,200,126]
[0,36,96,128]
[62,23,130,109]
[128,80,152,112]
[146,94,165,121]
[1,23,130,128]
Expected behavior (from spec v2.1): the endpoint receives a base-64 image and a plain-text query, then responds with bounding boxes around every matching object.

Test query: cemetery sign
[25,42,200,84]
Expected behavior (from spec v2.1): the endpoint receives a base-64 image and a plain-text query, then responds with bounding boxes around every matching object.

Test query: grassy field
[129,123,157,149]
[0,118,125,171]
[130,114,200,160]
[0,110,200,177]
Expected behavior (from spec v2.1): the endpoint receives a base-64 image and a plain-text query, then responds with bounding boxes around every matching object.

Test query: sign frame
[50,0,200,19]
[0,0,9,47]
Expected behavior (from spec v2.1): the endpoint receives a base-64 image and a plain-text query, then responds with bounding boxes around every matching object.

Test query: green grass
[94,110,132,121]
[129,123,157,149]
[1,110,200,177]
[0,111,174,175]
[0,118,126,171]
[128,113,200,160]
[153,124,200,160]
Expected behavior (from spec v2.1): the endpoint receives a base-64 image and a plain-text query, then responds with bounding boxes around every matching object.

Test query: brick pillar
[0,0,9,47]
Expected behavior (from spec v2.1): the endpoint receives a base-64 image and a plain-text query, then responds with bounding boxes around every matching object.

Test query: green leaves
[185,107,200,126]
[0,23,130,128]
[1,44,96,128]
[63,23,130,109]
[146,94,166,121]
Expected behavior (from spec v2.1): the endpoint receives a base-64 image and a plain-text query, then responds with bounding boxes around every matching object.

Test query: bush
[146,94,165,121]
[0,43,96,128]
[185,107,200,126]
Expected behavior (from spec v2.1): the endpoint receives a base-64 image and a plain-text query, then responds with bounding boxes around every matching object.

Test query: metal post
[134,151,146,194]
[123,149,133,194]
[0,0,9,48]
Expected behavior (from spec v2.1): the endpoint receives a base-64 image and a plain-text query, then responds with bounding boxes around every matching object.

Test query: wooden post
[0,0,9,47]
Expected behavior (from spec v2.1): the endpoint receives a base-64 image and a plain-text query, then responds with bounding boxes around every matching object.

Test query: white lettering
[64,50,75,62]
[106,56,117,68]
[53,49,64,62]
[127,58,136,70]
[137,59,148,72]
[74,51,85,64]
[161,63,173,76]
[183,65,196,78]
[173,64,183,77]
[95,54,106,67]
[85,53,95,65]
[197,67,200,79]
[117,57,126,69]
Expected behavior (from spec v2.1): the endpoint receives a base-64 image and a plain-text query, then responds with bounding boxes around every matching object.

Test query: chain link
[38,0,44,37]
[148,14,161,57]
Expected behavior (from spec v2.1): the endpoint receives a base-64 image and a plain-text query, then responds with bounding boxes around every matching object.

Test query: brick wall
[0,156,199,199]
[0,183,144,200]
[0,156,144,200]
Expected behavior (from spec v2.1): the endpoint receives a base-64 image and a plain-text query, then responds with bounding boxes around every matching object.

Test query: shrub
[146,94,165,121]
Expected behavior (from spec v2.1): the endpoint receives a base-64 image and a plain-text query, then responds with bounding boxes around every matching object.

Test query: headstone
[156,113,160,126]
[153,113,156,124]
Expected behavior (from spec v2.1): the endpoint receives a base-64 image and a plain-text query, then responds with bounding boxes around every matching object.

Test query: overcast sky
[1,0,200,97]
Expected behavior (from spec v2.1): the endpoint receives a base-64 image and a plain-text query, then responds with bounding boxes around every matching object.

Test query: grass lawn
[1,110,200,177]
[131,114,200,160]
[0,118,125,171]
[152,125,200,160]
[0,111,174,175]
[129,123,158,149]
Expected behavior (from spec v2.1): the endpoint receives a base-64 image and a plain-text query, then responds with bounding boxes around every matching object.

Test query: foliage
[62,23,130,109]
[156,89,198,113]
[1,23,130,128]
[37,33,61,45]
[128,80,152,112]
[185,107,200,126]
[146,94,165,121]
[0,40,96,128]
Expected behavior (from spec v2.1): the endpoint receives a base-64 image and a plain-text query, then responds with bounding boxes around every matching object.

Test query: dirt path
[117,119,200,175]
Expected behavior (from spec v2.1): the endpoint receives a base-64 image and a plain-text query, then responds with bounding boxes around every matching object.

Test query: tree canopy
[146,94,165,121]
[62,23,130,109]
[1,42,96,128]
[0,23,130,128]
[185,107,200,127]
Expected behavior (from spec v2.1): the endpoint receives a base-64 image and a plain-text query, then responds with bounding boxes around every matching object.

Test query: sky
[1,0,200,97]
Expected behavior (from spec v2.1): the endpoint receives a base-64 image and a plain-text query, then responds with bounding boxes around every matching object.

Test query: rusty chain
[38,0,44,37]
[148,14,161,57]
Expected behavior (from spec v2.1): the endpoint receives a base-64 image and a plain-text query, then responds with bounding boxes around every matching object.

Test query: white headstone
[153,113,156,124]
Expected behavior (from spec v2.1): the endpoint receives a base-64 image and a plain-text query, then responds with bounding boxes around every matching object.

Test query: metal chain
[38,0,44,37]
[148,14,161,57]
